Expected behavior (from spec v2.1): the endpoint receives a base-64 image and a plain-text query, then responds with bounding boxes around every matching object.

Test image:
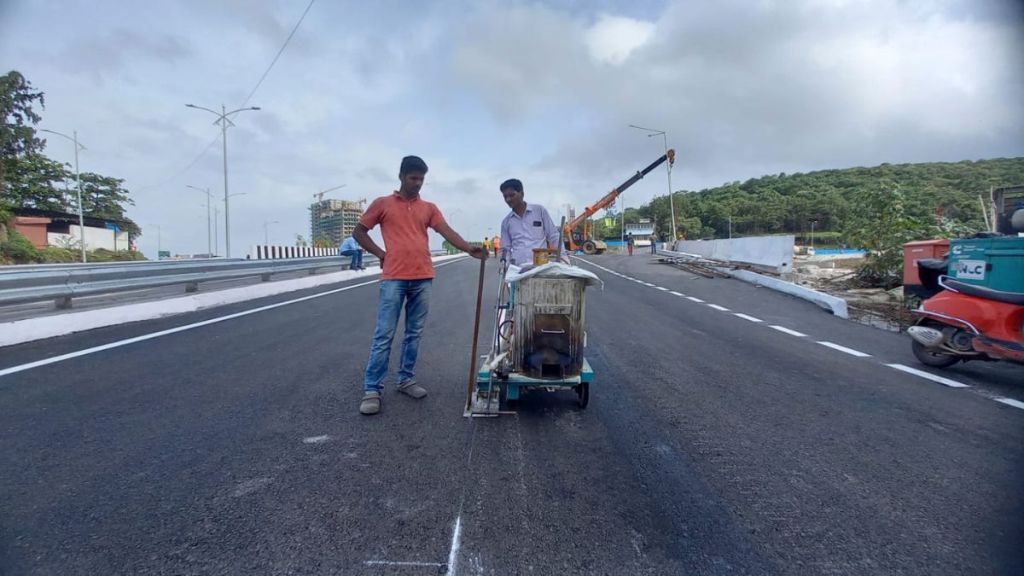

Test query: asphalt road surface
[1,255,1021,575]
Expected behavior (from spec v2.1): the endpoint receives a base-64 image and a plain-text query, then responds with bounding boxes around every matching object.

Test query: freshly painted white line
[369,561,444,567]
[885,363,970,388]
[0,260,477,378]
[302,435,331,444]
[642,282,656,287]
[818,341,871,357]
[994,397,1024,410]
[734,313,764,323]
[769,325,807,337]
[707,304,730,311]
[669,291,684,297]
[365,561,445,568]
[686,296,704,303]
[656,286,670,291]
[446,515,463,576]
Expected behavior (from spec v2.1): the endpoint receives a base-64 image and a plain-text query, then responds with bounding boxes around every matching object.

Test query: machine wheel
[575,383,590,409]
[911,339,960,368]
[582,241,598,255]
[499,384,518,410]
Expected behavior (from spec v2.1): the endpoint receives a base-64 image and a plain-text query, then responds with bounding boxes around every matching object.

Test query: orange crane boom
[564,149,675,254]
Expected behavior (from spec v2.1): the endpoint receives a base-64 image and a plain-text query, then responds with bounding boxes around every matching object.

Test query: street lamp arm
[185,103,221,117]
[628,124,665,136]
[39,128,86,150]
[224,106,261,117]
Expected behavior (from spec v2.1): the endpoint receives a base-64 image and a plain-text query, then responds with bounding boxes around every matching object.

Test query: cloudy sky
[2,0,1022,257]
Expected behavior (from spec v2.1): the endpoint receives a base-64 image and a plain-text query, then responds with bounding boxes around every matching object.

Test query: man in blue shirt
[499,178,567,267]
[339,235,364,270]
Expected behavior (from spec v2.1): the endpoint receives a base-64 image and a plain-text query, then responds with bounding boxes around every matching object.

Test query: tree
[2,152,71,210]
[77,172,140,235]
[1,70,46,202]
[0,71,45,158]
[843,187,934,288]
[313,234,337,248]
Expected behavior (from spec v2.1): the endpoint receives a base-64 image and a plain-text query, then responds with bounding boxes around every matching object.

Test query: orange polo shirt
[359,191,446,280]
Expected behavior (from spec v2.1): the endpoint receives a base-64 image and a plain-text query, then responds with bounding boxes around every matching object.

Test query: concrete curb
[1,254,468,348]
[725,268,849,319]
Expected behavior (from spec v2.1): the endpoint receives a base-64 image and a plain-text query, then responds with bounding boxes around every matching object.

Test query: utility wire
[137,0,316,191]
[241,0,316,107]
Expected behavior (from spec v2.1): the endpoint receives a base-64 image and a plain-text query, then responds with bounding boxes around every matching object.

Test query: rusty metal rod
[465,256,487,412]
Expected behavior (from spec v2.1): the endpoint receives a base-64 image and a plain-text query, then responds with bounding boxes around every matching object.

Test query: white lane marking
[686,296,704,303]
[769,325,807,337]
[0,261,480,378]
[446,515,463,576]
[885,363,970,388]
[365,561,445,568]
[707,304,730,311]
[302,435,331,444]
[642,282,656,287]
[734,313,764,323]
[656,286,670,291]
[817,341,871,357]
[994,397,1024,410]
[669,291,684,297]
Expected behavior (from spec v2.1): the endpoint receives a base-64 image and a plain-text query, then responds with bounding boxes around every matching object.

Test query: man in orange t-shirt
[353,155,488,416]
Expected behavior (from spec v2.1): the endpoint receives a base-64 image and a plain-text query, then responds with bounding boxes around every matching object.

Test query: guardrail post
[185,282,199,293]
[55,296,73,309]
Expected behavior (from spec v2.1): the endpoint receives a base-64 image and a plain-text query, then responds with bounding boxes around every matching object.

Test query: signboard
[953,259,986,280]
[158,250,171,259]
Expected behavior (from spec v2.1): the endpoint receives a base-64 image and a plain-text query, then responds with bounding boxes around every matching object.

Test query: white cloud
[585,15,656,65]
[1,0,1021,259]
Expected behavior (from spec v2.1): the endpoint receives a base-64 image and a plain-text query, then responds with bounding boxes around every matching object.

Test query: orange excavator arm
[563,149,675,246]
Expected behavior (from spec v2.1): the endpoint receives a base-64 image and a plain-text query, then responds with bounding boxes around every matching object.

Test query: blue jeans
[340,249,363,269]
[363,279,432,393]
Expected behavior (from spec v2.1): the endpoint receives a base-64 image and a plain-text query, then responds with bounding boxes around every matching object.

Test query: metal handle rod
[465,257,487,411]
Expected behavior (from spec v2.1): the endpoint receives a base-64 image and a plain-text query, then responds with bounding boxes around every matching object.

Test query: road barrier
[0,252,428,309]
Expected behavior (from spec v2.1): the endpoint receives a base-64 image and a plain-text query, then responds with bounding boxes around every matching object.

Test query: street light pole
[186,103,260,258]
[187,185,212,256]
[629,124,677,241]
[40,128,87,262]
[263,220,279,245]
[213,206,220,256]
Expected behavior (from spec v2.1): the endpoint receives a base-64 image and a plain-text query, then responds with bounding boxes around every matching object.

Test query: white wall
[673,235,794,273]
[48,225,129,251]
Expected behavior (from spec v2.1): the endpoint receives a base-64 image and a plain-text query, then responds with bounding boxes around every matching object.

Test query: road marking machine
[465,258,602,417]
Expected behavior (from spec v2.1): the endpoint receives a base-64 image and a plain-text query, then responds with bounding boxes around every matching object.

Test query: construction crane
[314,183,348,204]
[564,149,675,255]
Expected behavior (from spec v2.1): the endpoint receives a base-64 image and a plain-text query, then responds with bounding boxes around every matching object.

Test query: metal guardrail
[0,251,448,309]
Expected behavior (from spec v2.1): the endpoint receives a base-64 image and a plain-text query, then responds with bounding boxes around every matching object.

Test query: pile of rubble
[794,259,910,331]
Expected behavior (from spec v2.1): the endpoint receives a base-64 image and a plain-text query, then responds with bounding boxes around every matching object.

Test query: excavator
[563,149,675,255]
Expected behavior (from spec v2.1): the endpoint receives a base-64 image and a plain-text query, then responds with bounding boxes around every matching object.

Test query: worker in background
[627,233,634,256]
[499,178,567,267]
[491,234,500,258]
[353,155,489,416]
[339,235,365,270]
[482,237,491,254]
[650,232,658,254]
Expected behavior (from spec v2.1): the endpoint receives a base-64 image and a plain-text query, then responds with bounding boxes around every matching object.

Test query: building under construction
[309,198,364,246]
